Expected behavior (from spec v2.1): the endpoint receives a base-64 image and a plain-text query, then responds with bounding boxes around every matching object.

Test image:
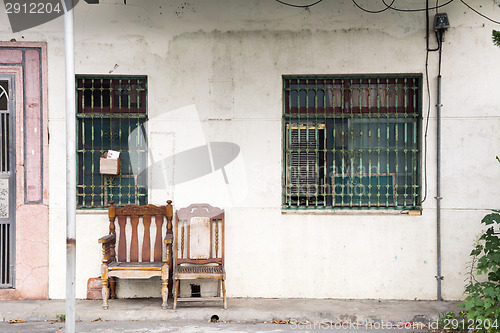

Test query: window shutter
[289,127,319,196]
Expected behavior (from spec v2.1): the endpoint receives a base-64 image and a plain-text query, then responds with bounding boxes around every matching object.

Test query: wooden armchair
[99,200,173,309]
[173,203,227,309]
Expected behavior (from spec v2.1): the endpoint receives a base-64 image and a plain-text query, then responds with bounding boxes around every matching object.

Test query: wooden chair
[173,203,227,309]
[99,200,173,309]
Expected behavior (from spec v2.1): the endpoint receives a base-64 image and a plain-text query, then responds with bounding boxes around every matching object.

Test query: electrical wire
[381,0,454,12]
[353,0,500,25]
[275,0,324,8]
[422,41,444,205]
[460,0,500,24]
[352,0,454,13]
[351,0,395,13]
[421,0,441,205]
[421,50,432,205]
[345,0,499,205]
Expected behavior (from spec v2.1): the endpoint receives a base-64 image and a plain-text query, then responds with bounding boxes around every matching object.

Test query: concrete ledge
[0,298,462,325]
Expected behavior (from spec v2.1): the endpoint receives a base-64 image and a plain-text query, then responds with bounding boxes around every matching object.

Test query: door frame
[0,42,48,299]
[0,76,16,288]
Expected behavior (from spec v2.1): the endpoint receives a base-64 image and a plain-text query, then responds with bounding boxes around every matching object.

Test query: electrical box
[434,13,450,31]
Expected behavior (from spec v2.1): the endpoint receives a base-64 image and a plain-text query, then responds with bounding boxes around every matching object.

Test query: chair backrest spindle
[175,204,225,265]
[154,215,164,262]
[142,215,152,262]
[107,202,172,264]
[117,215,127,262]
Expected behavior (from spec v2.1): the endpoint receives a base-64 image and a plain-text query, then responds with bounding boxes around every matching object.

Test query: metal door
[0,76,15,288]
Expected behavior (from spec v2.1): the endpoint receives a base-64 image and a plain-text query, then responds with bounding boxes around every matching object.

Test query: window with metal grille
[282,75,421,209]
[76,76,148,208]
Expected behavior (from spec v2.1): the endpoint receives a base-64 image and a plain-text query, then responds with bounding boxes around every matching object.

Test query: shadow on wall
[129,104,246,206]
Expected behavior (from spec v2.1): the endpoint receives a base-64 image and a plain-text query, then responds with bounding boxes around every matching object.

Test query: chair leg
[173,280,180,309]
[109,277,117,299]
[101,278,109,309]
[101,265,109,310]
[161,264,169,309]
[221,279,227,310]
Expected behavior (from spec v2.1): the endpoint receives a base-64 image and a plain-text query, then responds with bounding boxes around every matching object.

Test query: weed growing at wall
[493,30,500,48]
[458,210,500,333]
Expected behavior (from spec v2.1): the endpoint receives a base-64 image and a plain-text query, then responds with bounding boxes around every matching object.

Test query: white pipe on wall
[63,0,76,332]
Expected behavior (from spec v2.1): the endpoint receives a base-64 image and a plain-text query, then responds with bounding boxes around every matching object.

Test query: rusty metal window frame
[282,75,422,210]
[76,76,148,209]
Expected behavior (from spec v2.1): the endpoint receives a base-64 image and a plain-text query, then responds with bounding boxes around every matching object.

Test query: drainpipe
[436,72,443,301]
[63,0,76,332]
[435,27,445,302]
[426,0,446,301]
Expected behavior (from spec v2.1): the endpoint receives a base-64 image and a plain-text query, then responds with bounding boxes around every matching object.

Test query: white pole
[63,0,76,332]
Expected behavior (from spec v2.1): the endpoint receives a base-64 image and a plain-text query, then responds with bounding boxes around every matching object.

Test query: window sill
[76,209,107,215]
[281,208,422,216]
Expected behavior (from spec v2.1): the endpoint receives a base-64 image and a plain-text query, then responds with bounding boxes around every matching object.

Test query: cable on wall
[351,0,395,13]
[275,0,324,8]
[421,0,441,204]
[352,0,453,13]
[460,0,500,24]
[381,0,454,12]
[352,1,500,24]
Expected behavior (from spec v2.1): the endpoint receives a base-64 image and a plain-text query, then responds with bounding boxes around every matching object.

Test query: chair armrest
[99,233,116,264]
[164,234,173,244]
[99,233,116,244]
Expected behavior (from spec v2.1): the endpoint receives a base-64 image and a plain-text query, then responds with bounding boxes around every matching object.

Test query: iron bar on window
[282,75,421,210]
[76,76,148,208]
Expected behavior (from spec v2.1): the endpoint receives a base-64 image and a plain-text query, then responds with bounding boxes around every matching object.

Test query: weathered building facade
[0,0,499,301]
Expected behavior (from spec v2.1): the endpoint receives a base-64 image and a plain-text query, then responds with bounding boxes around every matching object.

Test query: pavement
[0,297,463,332]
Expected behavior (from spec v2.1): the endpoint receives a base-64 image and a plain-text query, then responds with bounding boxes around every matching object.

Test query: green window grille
[76,76,148,208]
[282,75,421,210]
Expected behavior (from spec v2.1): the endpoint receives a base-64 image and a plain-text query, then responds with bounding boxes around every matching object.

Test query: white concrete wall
[1,0,500,300]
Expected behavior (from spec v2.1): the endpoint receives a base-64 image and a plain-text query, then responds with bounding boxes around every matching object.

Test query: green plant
[55,314,66,322]
[433,311,468,332]
[493,30,500,48]
[458,211,500,333]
